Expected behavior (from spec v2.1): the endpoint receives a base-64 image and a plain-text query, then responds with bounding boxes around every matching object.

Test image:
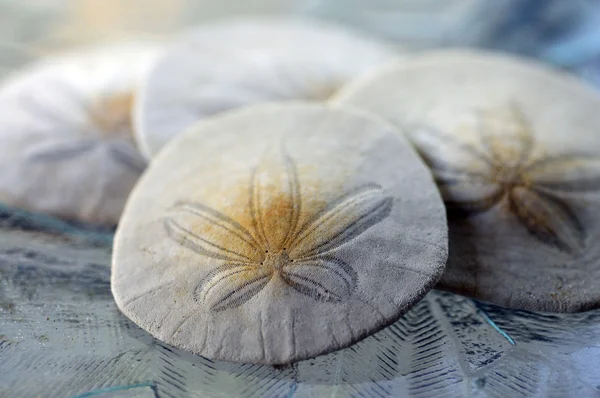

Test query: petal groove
[509,187,584,253]
[527,153,600,192]
[194,264,272,312]
[477,103,535,167]
[249,147,301,251]
[164,202,263,263]
[281,256,357,302]
[289,184,392,259]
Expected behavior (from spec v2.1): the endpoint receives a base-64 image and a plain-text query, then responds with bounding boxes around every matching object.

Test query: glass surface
[2,210,599,397]
[1,1,600,397]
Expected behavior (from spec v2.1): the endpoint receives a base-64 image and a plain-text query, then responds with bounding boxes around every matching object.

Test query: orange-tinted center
[262,250,292,272]
[491,163,537,191]
[493,165,520,185]
[307,82,340,100]
[89,91,134,138]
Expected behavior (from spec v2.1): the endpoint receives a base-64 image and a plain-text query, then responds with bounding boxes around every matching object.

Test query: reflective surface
[0,206,599,397]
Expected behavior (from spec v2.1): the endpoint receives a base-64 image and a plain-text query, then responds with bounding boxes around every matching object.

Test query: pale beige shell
[334,49,600,312]
[112,102,448,364]
[0,42,158,225]
[134,17,402,159]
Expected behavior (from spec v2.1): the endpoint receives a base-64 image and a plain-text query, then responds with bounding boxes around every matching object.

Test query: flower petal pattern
[509,187,584,253]
[413,103,600,253]
[165,202,263,263]
[194,263,272,311]
[163,148,392,311]
[527,154,600,192]
[281,256,357,302]
[289,184,392,259]
[250,147,301,251]
[477,103,534,168]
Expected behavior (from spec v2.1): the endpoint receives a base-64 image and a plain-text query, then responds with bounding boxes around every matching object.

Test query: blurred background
[2,0,600,85]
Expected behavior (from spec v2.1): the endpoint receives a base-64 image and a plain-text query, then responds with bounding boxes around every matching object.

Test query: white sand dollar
[134,17,400,159]
[334,50,600,312]
[0,42,158,225]
[113,102,447,364]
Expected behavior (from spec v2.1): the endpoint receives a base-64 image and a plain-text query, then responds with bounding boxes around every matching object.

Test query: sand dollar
[0,42,158,225]
[112,102,447,364]
[134,17,400,159]
[334,50,600,312]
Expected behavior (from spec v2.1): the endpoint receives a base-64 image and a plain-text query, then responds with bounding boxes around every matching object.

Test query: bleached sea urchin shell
[134,17,401,159]
[112,102,448,364]
[334,50,600,312]
[0,42,158,225]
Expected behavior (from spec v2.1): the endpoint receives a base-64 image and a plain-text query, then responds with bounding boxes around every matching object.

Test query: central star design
[164,149,393,312]
[412,102,600,253]
[20,82,145,173]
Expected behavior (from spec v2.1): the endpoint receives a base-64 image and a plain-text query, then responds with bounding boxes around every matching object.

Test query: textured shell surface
[0,41,159,225]
[134,16,401,159]
[334,49,600,313]
[112,102,448,364]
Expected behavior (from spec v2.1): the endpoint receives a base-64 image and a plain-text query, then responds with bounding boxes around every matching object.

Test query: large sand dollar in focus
[134,17,400,159]
[0,42,157,225]
[112,102,448,364]
[335,50,600,312]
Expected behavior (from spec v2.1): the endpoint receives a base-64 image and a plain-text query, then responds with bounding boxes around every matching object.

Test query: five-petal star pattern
[20,80,145,173]
[164,149,393,312]
[413,103,600,254]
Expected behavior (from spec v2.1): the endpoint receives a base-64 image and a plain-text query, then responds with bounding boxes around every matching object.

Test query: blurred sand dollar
[134,16,402,159]
[334,50,600,312]
[0,41,158,225]
[113,102,448,364]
